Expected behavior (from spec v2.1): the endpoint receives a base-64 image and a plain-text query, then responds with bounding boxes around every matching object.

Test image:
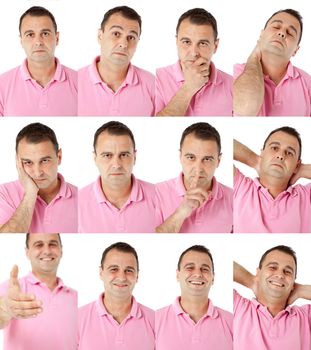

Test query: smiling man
[234,126,311,232]
[78,242,155,350]
[78,121,156,232]
[156,245,232,349]
[0,234,77,349]
[155,122,232,233]
[155,8,232,116]
[0,6,77,116]
[234,245,311,349]
[0,123,77,233]
[78,6,155,116]
[233,9,311,116]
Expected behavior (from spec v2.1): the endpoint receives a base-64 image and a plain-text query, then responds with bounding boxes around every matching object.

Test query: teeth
[269,281,284,287]
[190,281,204,285]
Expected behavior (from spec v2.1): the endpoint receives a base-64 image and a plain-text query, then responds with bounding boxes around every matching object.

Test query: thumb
[9,265,21,292]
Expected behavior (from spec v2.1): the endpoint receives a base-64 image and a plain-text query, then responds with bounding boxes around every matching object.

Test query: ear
[255,267,260,280]
[133,150,137,165]
[213,38,219,54]
[216,153,222,168]
[99,266,104,280]
[55,32,59,46]
[291,45,300,57]
[176,269,180,283]
[25,247,30,260]
[98,29,103,45]
[57,148,62,165]
[293,159,302,174]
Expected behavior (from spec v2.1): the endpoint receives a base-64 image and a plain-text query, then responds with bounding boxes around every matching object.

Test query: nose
[277,30,286,39]
[32,163,44,178]
[111,155,122,168]
[117,270,127,281]
[118,37,128,49]
[34,34,44,46]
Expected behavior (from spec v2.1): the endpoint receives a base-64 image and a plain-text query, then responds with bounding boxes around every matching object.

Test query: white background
[0,0,310,75]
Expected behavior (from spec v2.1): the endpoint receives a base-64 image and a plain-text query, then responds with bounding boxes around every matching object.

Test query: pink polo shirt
[234,290,311,350]
[78,175,156,233]
[234,168,311,233]
[155,61,232,116]
[78,57,155,116]
[156,297,232,350]
[0,272,77,350]
[234,62,311,116]
[0,174,78,233]
[78,294,155,350]
[155,174,233,233]
[0,58,77,116]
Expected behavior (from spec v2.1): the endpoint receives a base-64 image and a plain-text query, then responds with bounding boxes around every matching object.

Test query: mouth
[188,280,205,286]
[268,280,285,287]
[271,40,284,47]
[271,163,284,169]
[40,257,54,261]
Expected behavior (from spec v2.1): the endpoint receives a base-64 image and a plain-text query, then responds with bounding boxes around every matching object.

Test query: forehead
[28,233,61,247]
[20,15,55,32]
[177,18,215,39]
[180,250,213,267]
[17,139,56,156]
[266,12,301,34]
[103,249,137,268]
[261,250,296,270]
[103,13,140,34]
[265,131,300,151]
[96,131,134,151]
[181,133,218,154]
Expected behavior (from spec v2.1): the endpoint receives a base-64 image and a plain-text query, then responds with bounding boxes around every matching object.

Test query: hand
[248,39,263,62]
[1,265,42,320]
[16,157,39,197]
[181,57,210,94]
[289,163,306,185]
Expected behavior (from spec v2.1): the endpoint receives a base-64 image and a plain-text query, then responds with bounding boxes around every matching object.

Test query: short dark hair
[100,242,139,271]
[264,9,303,44]
[177,245,214,273]
[263,126,302,160]
[19,6,57,33]
[93,121,136,152]
[25,233,62,248]
[100,6,142,34]
[180,122,221,154]
[176,8,218,41]
[259,245,297,277]
[16,123,59,154]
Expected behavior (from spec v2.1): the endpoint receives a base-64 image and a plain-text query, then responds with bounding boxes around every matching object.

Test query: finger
[11,305,43,319]
[190,174,200,189]
[9,265,20,290]
[11,292,37,302]
[187,187,210,201]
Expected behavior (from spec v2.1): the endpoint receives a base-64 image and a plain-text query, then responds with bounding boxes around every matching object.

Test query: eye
[271,146,279,151]
[22,160,32,166]
[285,150,294,157]
[269,266,277,271]
[120,153,130,158]
[284,269,293,275]
[41,159,50,164]
[102,154,112,159]
[203,157,213,162]
[186,155,195,161]
[112,31,121,38]
[42,31,50,37]
[181,39,191,46]
[109,268,118,272]
[125,269,134,274]
[201,268,210,273]
[25,33,34,38]
[199,42,209,47]
[127,35,137,41]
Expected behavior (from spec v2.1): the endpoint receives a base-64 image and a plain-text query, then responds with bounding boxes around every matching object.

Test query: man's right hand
[182,57,210,94]
[16,158,39,197]
[0,265,42,320]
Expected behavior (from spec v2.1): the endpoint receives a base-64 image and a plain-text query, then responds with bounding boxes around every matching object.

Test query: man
[0,6,77,116]
[234,126,311,232]
[78,121,156,232]
[155,122,232,233]
[0,122,78,233]
[78,6,155,116]
[155,8,232,116]
[156,245,232,349]
[78,242,154,349]
[233,9,311,116]
[0,234,77,349]
[234,245,311,349]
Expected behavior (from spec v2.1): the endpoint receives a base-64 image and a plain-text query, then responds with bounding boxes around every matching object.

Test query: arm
[287,283,311,305]
[234,261,256,291]
[0,159,38,233]
[289,164,311,185]
[234,139,260,173]
[0,266,42,329]
[233,44,265,116]
[156,57,209,116]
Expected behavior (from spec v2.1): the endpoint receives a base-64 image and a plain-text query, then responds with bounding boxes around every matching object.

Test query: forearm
[233,57,264,116]
[0,194,36,233]
[155,209,187,233]
[299,164,311,180]
[234,139,259,169]
[156,84,195,116]
[233,262,255,289]
[0,297,11,329]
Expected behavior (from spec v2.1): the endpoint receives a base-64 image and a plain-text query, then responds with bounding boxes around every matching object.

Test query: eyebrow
[23,29,53,35]
[99,151,132,156]
[109,25,139,37]
[183,262,211,269]
[107,264,136,271]
[268,141,297,155]
[266,262,295,273]
[270,19,298,35]
[20,156,53,161]
[32,239,59,246]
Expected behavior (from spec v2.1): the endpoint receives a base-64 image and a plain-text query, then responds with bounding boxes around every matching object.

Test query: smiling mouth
[189,281,205,285]
[269,280,285,287]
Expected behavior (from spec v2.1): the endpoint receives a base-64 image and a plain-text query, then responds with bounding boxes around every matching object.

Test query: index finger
[9,265,20,289]
[190,174,200,189]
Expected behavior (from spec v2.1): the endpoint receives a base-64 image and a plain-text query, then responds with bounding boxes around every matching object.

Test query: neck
[180,295,209,323]
[261,53,289,85]
[103,293,132,323]
[259,175,289,198]
[27,58,56,87]
[257,295,287,317]
[38,177,61,204]
[97,58,129,92]
[32,271,58,291]
[101,178,132,209]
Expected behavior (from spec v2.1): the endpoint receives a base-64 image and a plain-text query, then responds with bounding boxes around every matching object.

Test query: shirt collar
[253,177,297,196]
[54,173,73,199]
[173,61,221,86]
[90,56,138,87]
[173,297,219,319]
[25,272,68,291]
[251,298,296,317]
[264,62,300,83]
[176,173,222,200]
[94,175,143,204]
[21,58,65,83]
[96,293,141,318]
